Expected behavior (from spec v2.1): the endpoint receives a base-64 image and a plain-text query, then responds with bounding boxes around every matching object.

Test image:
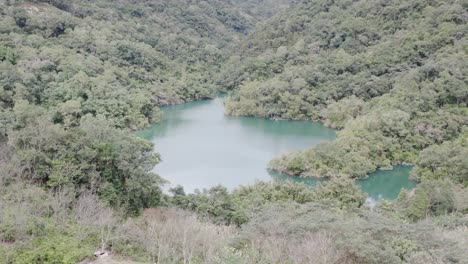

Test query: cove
[137,98,415,201]
[271,165,416,202]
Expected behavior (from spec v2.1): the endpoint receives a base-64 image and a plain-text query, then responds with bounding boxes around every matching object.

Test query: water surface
[272,165,416,202]
[137,98,335,192]
[137,98,415,201]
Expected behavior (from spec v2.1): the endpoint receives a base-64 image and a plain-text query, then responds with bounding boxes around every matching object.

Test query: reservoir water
[137,98,415,201]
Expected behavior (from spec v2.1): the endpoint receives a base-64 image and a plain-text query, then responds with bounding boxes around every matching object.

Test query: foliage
[221,0,467,179]
[413,129,468,185]
[116,208,235,264]
[395,179,458,221]
[0,0,467,263]
[6,231,96,264]
[234,203,467,264]
[0,184,98,264]
[225,0,298,19]
[4,104,165,214]
[0,0,256,130]
[170,180,366,226]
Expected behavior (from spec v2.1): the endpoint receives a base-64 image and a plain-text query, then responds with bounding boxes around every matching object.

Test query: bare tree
[0,143,10,184]
[48,186,75,225]
[74,191,119,253]
[120,208,235,264]
[96,206,118,253]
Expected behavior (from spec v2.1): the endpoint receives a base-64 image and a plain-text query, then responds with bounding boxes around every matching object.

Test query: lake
[137,98,415,201]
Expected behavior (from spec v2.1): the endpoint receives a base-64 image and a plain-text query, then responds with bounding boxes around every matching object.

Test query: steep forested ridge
[0,0,467,263]
[1,0,253,130]
[221,0,468,182]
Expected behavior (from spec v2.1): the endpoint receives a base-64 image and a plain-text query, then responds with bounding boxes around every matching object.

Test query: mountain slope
[220,0,468,180]
[0,0,254,130]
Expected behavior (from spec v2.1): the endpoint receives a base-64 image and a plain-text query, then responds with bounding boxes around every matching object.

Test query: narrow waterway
[137,98,415,201]
[271,165,416,202]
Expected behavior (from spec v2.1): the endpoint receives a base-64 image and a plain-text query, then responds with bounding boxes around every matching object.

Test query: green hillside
[1,0,253,130]
[0,0,467,263]
[221,0,467,181]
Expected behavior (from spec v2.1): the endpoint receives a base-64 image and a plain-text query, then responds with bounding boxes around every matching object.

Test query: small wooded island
[0,0,466,263]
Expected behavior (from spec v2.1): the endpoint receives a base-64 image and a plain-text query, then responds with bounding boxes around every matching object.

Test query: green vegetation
[0,0,279,222]
[0,0,466,263]
[3,102,164,215]
[2,180,467,263]
[221,0,467,180]
[0,184,98,263]
[0,0,254,261]
[225,0,298,19]
[170,179,366,226]
[1,0,254,130]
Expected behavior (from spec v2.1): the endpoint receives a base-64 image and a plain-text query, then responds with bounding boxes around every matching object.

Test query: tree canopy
[219,0,467,180]
[0,0,467,263]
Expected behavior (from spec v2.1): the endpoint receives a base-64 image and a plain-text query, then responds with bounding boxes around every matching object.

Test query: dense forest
[0,0,467,263]
[222,0,467,181]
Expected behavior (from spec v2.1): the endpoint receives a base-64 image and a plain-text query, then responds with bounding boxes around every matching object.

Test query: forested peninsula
[0,0,467,263]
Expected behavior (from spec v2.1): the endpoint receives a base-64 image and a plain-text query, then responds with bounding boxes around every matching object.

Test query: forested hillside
[0,0,256,240]
[226,0,299,18]
[0,0,467,263]
[1,0,254,130]
[0,0,253,261]
[221,0,468,182]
